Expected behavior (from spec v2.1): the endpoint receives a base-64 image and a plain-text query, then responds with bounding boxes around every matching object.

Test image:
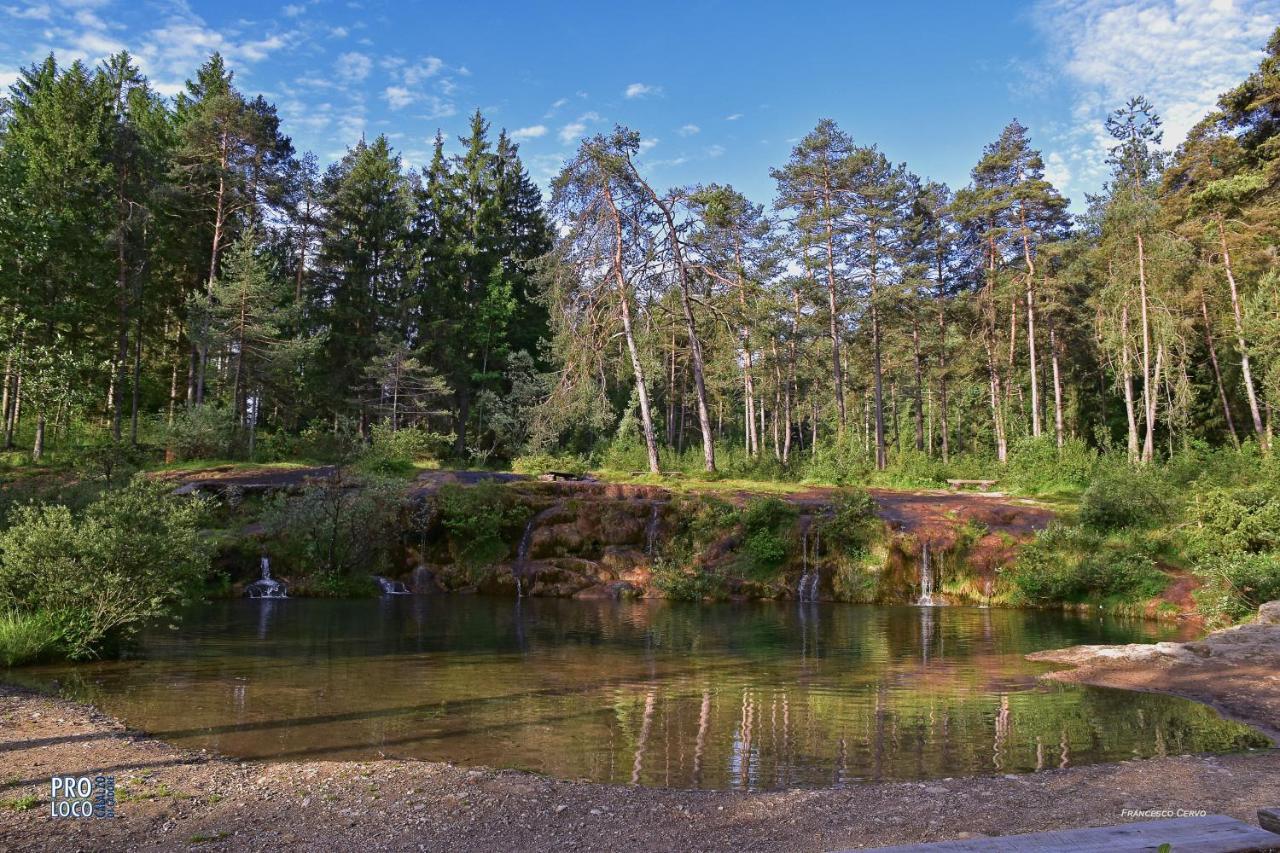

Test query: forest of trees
[2,31,1279,475]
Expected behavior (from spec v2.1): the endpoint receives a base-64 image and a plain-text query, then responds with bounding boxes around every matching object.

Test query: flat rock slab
[857,814,1280,852]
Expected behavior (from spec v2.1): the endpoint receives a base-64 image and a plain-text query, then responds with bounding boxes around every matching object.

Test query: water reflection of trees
[15,598,1265,790]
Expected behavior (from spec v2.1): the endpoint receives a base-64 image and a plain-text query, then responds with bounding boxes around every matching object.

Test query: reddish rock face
[421,481,1054,604]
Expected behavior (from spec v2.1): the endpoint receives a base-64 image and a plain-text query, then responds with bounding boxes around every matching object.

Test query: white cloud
[403,56,443,85]
[4,4,52,21]
[1043,150,1071,190]
[725,113,743,121]
[512,124,548,140]
[558,111,601,145]
[282,3,305,16]
[384,85,415,109]
[705,144,725,158]
[1034,0,1278,194]
[624,82,660,99]
[558,120,586,144]
[335,51,371,81]
[677,123,700,136]
[639,136,659,152]
[328,26,348,38]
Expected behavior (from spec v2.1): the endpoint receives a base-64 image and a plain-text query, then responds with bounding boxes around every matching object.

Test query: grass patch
[0,610,60,667]
[1,794,38,812]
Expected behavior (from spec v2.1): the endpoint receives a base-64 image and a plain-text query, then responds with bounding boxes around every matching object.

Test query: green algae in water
[12,598,1270,791]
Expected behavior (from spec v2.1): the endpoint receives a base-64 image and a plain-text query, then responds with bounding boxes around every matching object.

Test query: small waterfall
[917,541,935,607]
[797,520,819,603]
[373,575,412,595]
[246,556,288,599]
[411,564,433,594]
[645,503,661,555]
[513,504,561,598]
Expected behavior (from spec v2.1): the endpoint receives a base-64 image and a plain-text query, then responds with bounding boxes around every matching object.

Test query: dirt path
[2,684,1277,852]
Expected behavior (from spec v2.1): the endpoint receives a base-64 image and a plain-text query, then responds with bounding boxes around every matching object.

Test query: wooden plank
[854,814,1280,853]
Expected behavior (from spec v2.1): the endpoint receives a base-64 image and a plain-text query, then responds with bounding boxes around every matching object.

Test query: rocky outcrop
[1029,601,1280,744]
[411,480,1054,605]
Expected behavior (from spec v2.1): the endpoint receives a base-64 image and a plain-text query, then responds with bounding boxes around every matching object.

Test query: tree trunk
[1049,322,1065,450]
[1143,342,1164,464]
[1137,233,1154,462]
[869,232,886,470]
[822,178,846,432]
[1199,288,1240,448]
[32,414,45,462]
[112,166,130,442]
[1121,302,1140,463]
[1021,208,1041,439]
[736,249,758,457]
[1216,214,1267,450]
[633,170,714,471]
[911,310,924,452]
[603,181,660,474]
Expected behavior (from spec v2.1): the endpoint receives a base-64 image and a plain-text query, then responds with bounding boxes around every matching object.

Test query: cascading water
[645,503,661,555]
[245,556,288,599]
[797,521,820,603]
[373,575,412,595]
[514,516,536,599]
[917,541,935,607]
[411,565,433,594]
[513,504,561,599]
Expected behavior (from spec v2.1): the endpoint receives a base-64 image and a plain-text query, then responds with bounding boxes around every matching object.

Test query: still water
[12,598,1269,790]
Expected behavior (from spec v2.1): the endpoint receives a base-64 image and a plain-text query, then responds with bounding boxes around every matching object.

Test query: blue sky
[2,0,1278,207]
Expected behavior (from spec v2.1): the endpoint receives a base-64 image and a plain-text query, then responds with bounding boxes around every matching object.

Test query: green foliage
[260,473,403,577]
[1009,523,1167,605]
[1079,462,1178,531]
[434,482,529,571]
[290,571,380,598]
[650,558,726,601]
[737,498,798,580]
[355,423,451,476]
[820,488,881,552]
[1006,437,1096,493]
[1188,475,1280,622]
[0,477,212,659]
[1193,552,1280,623]
[165,405,238,462]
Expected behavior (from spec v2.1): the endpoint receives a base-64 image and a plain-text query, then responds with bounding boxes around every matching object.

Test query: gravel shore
[2,679,1278,852]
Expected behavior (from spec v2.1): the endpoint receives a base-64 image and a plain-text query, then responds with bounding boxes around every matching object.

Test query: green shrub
[0,477,212,659]
[820,488,880,552]
[650,559,726,600]
[1009,523,1167,605]
[1079,463,1177,531]
[1194,552,1280,623]
[1188,484,1280,556]
[261,473,403,577]
[435,482,529,571]
[511,453,589,476]
[355,423,452,476]
[165,405,238,462]
[290,572,380,598]
[1007,436,1096,493]
[0,610,60,666]
[737,498,798,579]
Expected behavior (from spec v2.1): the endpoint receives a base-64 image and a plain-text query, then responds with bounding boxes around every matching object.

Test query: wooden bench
[946,479,997,492]
[538,471,586,481]
[855,810,1280,852]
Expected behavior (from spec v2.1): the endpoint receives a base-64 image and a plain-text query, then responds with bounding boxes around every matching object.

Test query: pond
[10,598,1269,791]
